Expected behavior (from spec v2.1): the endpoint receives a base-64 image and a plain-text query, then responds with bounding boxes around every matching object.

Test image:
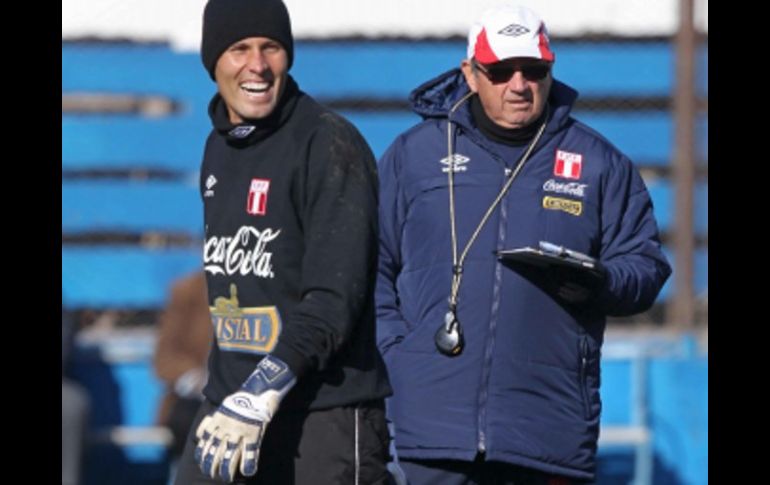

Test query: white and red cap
[467,4,555,64]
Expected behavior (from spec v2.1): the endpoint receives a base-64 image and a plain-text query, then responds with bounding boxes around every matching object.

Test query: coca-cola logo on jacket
[204,226,281,278]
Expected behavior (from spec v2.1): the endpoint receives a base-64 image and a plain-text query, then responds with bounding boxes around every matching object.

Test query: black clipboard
[496,243,604,283]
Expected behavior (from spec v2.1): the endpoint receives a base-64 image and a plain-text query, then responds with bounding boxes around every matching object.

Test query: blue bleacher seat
[63,43,708,166]
[70,329,172,485]
[63,110,706,169]
[63,180,202,234]
[62,246,201,308]
[62,44,212,101]
[342,112,422,160]
[62,42,707,101]
[62,114,209,171]
[656,247,708,302]
[646,180,708,235]
[573,112,709,167]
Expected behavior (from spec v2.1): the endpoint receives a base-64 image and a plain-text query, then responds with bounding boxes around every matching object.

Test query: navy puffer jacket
[376,69,671,481]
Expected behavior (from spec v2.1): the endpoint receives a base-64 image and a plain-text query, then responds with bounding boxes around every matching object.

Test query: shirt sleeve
[270,113,380,377]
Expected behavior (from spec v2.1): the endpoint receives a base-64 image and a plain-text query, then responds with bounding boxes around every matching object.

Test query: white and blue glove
[194,355,296,482]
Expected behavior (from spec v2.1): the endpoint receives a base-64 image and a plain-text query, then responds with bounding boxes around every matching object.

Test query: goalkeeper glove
[194,355,296,482]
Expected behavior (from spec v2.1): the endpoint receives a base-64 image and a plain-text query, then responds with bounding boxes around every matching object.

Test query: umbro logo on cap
[467,5,555,64]
[498,24,529,37]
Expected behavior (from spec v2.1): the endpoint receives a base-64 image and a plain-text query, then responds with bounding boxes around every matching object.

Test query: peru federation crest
[554,150,583,180]
[247,178,270,216]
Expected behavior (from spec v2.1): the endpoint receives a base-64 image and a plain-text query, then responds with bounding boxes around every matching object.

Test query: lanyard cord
[446,98,548,313]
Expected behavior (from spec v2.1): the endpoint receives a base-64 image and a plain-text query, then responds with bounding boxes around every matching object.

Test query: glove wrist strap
[242,355,296,399]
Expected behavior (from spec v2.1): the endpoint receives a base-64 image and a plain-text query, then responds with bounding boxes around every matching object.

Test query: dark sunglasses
[473,60,551,83]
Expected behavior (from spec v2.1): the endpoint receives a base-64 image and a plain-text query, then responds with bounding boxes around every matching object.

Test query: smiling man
[174,0,393,483]
[376,4,671,484]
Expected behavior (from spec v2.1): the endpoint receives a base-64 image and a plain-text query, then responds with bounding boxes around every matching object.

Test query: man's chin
[503,112,537,127]
[238,103,277,121]
[499,118,530,129]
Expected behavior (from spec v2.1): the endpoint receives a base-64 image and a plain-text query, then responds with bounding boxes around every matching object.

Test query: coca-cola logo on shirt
[204,226,281,278]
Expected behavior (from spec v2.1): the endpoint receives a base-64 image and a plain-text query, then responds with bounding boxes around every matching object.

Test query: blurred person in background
[376,4,671,484]
[153,271,212,474]
[62,302,90,485]
[174,0,392,483]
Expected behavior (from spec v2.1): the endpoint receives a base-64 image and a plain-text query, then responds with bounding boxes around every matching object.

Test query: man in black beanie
[173,0,393,483]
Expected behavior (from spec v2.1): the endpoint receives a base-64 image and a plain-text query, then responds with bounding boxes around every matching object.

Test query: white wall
[62,0,708,52]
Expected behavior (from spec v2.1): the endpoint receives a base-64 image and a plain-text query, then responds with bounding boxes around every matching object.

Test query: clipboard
[496,241,604,282]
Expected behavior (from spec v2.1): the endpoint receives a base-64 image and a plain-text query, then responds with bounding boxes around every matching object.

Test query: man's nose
[506,70,528,91]
[245,51,268,73]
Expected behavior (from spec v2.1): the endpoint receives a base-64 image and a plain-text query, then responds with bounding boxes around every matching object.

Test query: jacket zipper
[579,335,591,420]
[450,119,532,454]
[477,160,510,454]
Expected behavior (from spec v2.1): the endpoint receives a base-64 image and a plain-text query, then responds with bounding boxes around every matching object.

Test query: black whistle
[435,311,464,356]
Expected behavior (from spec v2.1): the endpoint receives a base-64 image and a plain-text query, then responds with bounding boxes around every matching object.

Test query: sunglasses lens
[479,62,550,82]
[522,65,550,80]
[487,67,515,83]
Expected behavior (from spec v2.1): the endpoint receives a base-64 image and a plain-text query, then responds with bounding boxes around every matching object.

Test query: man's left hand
[194,355,296,482]
[552,263,607,305]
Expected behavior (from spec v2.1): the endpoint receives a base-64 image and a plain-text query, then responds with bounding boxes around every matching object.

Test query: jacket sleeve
[595,153,672,316]
[374,139,411,355]
[270,114,379,377]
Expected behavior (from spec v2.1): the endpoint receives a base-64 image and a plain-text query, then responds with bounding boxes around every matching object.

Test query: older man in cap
[376,4,671,484]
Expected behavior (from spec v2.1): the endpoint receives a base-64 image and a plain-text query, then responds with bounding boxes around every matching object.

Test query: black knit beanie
[201,0,294,81]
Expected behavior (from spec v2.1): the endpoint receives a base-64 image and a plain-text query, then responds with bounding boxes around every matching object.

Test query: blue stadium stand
[341,111,708,166]
[70,329,173,485]
[62,180,202,235]
[62,110,706,172]
[62,246,201,309]
[63,42,708,165]
[63,44,208,484]
[598,334,707,485]
[646,179,708,235]
[62,115,209,172]
[657,247,708,302]
[63,41,708,100]
[63,40,707,484]
[68,328,706,485]
[600,342,656,485]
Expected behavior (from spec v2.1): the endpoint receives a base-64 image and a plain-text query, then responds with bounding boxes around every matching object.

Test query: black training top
[199,76,392,410]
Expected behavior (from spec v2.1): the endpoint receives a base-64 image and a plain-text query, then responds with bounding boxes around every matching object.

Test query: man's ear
[460,59,478,93]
